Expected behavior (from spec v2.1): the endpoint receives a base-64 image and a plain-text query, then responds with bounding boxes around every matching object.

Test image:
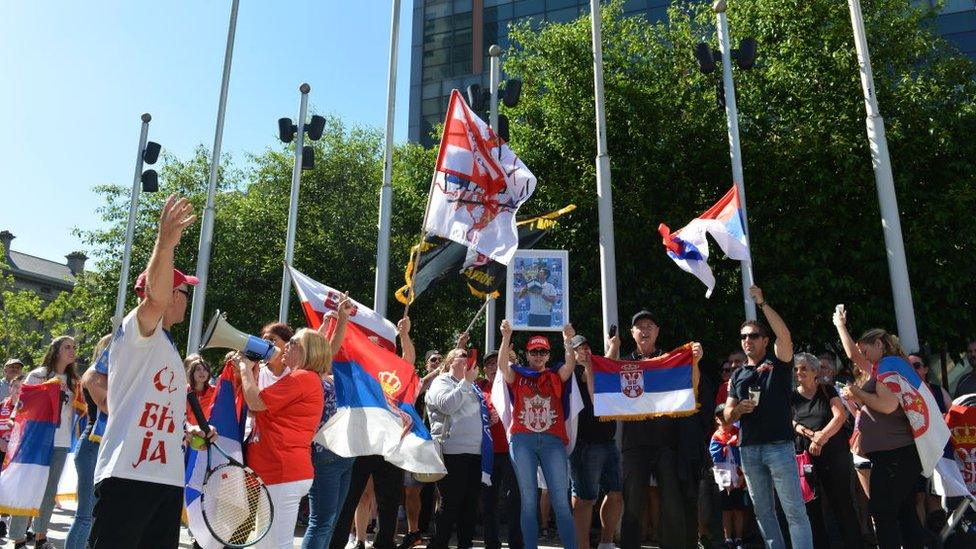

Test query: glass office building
[407,0,976,146]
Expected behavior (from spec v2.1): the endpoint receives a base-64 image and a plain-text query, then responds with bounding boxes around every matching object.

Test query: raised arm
[136,195,196,337]
[237,358,267,411]
[320,292,354,351]
[398,316,416,365]
[833,307,872,374]
[605,332,620,359]
[751,285,792,363]
[82,369,108,413]
[498,320,515,384]
[557,324,576,382]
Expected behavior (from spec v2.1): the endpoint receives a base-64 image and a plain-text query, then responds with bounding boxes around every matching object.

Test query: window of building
[546,0,579,10]
[425,0,452,20]
[547,6,579,23]
[514,0,546,18]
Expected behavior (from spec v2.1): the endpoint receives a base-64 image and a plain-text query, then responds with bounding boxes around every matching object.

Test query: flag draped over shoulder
[185,364,246,549]
[658,185,751,297]
[316,321,445,476]
[935,396,976,502]
[589,345,700,420]
[0,381,62,516]
[489,364,584,454]
[424,89,536,266]
[874,356,951,478]
[289,265,398,353]
[397,205,576,304]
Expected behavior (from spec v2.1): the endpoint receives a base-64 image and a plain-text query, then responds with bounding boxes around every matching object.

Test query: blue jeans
[739,441,813,549]
[65,438,99,549]
[301,448,355,549]
[510,433,576,549]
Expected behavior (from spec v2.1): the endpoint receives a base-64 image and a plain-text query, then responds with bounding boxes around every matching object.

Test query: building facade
[407,0,976,146]
[1,230,85,302]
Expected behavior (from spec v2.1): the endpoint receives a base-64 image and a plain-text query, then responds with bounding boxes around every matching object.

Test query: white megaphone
[199,310,280,362]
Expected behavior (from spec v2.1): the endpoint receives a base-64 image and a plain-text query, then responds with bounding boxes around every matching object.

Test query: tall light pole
[484,44,502,352]
[713,0,756,321]
[589,0,619,336]
[373,0,401,319]
[114,113,161,324]
[846,0,919,351]
[187,0,240,353]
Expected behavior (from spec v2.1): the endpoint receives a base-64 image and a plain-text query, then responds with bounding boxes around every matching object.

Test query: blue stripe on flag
[11,422,56,466]
[333,361,390,410]
[592,364,693,394]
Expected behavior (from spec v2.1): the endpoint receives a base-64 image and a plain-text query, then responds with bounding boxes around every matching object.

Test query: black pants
[621,445,698,549]
[428,453,482,549]
[482,453,523,549]
[806,448,863,548]
[868,445,925,549]
[329,455,403,549]
[88,477,183,549]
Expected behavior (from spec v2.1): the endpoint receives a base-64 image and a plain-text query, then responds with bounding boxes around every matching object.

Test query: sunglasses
[175,287,191,298]
[428,356,442,363]
[528,349,550,356]
[740,333,763,341]
[457,353,468,359]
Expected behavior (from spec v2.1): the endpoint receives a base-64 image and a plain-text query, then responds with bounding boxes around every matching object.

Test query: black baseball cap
[631,309,658,326]
[569,335,589,349]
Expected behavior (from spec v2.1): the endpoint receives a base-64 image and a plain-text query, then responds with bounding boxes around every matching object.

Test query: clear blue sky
[0,1,411,265]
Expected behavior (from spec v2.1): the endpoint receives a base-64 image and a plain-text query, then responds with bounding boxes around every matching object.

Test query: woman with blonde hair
[240,328,327,549]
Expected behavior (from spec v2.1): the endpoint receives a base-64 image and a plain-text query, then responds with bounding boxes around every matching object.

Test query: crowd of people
[1,195,974,549]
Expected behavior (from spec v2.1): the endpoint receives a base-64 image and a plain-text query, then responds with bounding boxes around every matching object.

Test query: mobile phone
[608,324,617,338]
[835,304,845,315]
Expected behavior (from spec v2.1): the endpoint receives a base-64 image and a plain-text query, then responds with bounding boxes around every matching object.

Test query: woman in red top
[239,327,327,549]
[497,319,578,549]
[184,354,214,424]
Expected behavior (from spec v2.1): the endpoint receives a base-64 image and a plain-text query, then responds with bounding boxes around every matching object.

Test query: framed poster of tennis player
[506,249,569,332]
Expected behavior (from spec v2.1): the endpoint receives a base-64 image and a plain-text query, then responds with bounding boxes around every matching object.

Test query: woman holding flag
[497,319,578,549]
[833,309,932,549]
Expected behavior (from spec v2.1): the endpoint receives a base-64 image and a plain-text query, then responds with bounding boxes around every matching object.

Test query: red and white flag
[288,265,398,352]
[424,89,536,266]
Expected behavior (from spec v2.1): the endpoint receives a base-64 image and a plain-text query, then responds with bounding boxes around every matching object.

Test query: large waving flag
[424,89,536,266]
[289,265,398,353]
[317,322,444,476]
[658,185,751,297]
[489,364,584,454]
[874,356,951,477]
[185,364,246,549]
[397,205,576,304]
[0,381,62,516]
[589,345,700,420]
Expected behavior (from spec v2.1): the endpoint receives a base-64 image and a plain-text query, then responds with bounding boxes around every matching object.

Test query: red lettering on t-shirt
[132,430,167,468]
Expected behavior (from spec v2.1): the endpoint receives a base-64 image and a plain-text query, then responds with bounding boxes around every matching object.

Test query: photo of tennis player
[506,250,569,332]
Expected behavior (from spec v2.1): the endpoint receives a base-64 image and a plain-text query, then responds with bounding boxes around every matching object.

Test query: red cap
[134,268,199,298]
[526,335,551,351]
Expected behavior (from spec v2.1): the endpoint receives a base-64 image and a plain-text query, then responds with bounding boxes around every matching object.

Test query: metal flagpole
[114,113,152,324]
[373,0,401,319]
[187,0,241,353]
[485,44,502,352]
[713,0,756,321]
[846,0,919,352]
[279,84,311,322]
[589,0,619,337]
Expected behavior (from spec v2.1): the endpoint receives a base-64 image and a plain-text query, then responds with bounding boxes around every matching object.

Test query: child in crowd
[710,404,747,549]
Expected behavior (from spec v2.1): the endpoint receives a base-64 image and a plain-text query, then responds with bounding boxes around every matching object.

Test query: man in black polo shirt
[724,286,812,549]
[618,310,707,549]
[571,333,623,549]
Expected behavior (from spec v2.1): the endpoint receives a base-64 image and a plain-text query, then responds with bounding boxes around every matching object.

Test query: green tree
[499,0,976,357]
[0,270,46,364]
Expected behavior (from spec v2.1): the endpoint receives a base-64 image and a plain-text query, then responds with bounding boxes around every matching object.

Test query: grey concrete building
[1,230,86,302]
[407,0,976,146]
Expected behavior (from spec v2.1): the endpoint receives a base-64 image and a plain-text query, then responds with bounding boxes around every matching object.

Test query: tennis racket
[187,392,274,548]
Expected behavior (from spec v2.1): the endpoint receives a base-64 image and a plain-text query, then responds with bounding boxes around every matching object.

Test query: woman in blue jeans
[497,320,578,549]
[65,334,111,549]
[302,298,357,549]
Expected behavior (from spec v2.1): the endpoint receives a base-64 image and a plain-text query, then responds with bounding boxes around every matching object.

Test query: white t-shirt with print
[25,367,74,448]
[94,309,187,488]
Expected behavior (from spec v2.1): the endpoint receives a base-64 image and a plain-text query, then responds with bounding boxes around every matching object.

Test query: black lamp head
[301,146,314,170]
[143,141,161,165]
[306,115,326,141]
[278,117,296,143]
[466,84,486,112]
[502,79,522,108]
[141,170,159,192]
[693,43,716,74]
[496,114,510,142]
[734,37,757,70]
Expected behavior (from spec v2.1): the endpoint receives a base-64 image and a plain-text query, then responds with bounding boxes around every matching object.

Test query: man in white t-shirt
[88,195,212,548]
[519,267,558,327]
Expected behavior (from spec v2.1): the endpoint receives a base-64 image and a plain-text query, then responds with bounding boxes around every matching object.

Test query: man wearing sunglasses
[618,310,707,549]
[723,285,812,549]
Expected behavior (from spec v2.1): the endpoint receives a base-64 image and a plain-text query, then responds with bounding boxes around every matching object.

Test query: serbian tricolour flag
[658,185,751,297]
[934,395,976,504]
[0,380,62,516]
[589,345,700,420]
[425,89,536,266]
[289,265,398,353]
[317,321,445,477]
[184,364,246,549]
[873,356,951,477]
[489,364,584,454]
